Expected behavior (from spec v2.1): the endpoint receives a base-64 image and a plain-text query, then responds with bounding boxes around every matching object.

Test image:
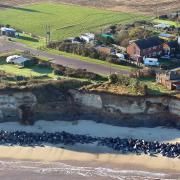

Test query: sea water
[0,160,179,180]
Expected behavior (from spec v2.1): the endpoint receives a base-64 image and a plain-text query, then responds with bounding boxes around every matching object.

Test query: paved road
[0,38,130,75]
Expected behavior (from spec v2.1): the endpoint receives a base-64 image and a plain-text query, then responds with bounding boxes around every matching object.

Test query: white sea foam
[0,160,177,180]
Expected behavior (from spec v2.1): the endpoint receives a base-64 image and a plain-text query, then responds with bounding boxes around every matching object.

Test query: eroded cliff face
[0,92,36,122]
[70,90,180,128]
[0,86,179,128]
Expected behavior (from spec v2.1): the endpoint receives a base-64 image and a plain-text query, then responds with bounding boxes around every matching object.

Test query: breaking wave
[0,160,178,180]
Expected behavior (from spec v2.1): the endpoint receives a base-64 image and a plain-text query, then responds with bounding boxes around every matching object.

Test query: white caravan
[143,58,160,66]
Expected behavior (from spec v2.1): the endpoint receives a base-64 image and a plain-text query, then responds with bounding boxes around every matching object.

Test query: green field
[0,3,148,40]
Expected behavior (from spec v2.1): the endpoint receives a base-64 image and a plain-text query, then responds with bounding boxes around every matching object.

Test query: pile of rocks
[0,130,179,158]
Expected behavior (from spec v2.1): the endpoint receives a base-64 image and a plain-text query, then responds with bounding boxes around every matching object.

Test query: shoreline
[0,120,179,177]
[0,145,180,174]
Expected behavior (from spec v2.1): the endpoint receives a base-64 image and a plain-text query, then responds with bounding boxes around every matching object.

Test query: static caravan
[0,27,16,37]
[80,33,95,43]
[6,55,35,67]
[143,58,160,66]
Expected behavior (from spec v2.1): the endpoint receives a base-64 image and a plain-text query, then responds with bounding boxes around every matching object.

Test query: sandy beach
[0,120,179,179]
[0,145,180,179]
[0,145,180,173]
[0,120,179,143]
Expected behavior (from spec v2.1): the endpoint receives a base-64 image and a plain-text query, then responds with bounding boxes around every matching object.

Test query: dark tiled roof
[135,36,163,50]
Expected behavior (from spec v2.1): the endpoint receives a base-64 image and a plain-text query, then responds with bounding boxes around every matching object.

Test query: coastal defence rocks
[0,84,179,128]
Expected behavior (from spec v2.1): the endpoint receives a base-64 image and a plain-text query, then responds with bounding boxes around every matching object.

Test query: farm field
[0,3,148,41]
[0,0,179,15]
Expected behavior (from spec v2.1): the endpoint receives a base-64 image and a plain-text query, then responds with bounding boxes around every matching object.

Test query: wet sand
[0,157,179,180]
[0,145,180,174]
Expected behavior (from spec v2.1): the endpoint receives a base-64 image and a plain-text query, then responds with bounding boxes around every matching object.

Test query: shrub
[108,74,148,95]
[51,63,105,81]
[131,68,156,78]
[109,74,118,83]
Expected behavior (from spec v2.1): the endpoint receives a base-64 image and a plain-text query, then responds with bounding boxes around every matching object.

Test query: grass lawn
[45,48,138,72]
[0,59,56,79]
[12,33,46,48]
[153,19,180,27]
[0,3,149,41]
[0,55,104,83]
[139,77,170,95]
[0,60,92,82]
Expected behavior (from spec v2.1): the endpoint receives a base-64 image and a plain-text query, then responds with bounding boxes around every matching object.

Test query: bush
[108,74,148,95]
[109,74,118,83]
[52,63,105,81]
[131,68,156,78]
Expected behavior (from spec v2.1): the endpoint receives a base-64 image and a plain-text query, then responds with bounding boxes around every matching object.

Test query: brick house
[127,37,163,62]
[163,41,178,56]
[156,68,180,90]
[95,46,115,55]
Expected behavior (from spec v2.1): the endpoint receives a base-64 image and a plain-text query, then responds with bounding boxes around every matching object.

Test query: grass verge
[45,48,138,72]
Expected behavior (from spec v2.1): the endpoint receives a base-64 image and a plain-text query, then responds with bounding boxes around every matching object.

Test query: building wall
[170,71,180,80]
[127,43,163,61]
[141,45,162,57]
[97,47,112,55]
[163,44,171,54]
[127,43,141,61]
[156,72,180,90]
[1,31,15,37]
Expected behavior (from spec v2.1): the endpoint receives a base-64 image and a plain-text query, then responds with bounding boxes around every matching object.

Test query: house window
[153,52,156,56]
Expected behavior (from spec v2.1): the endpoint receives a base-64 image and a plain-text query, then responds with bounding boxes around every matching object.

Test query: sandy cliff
[0,84,179,128]
[0,92,36,122]
[70,90,180,127]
